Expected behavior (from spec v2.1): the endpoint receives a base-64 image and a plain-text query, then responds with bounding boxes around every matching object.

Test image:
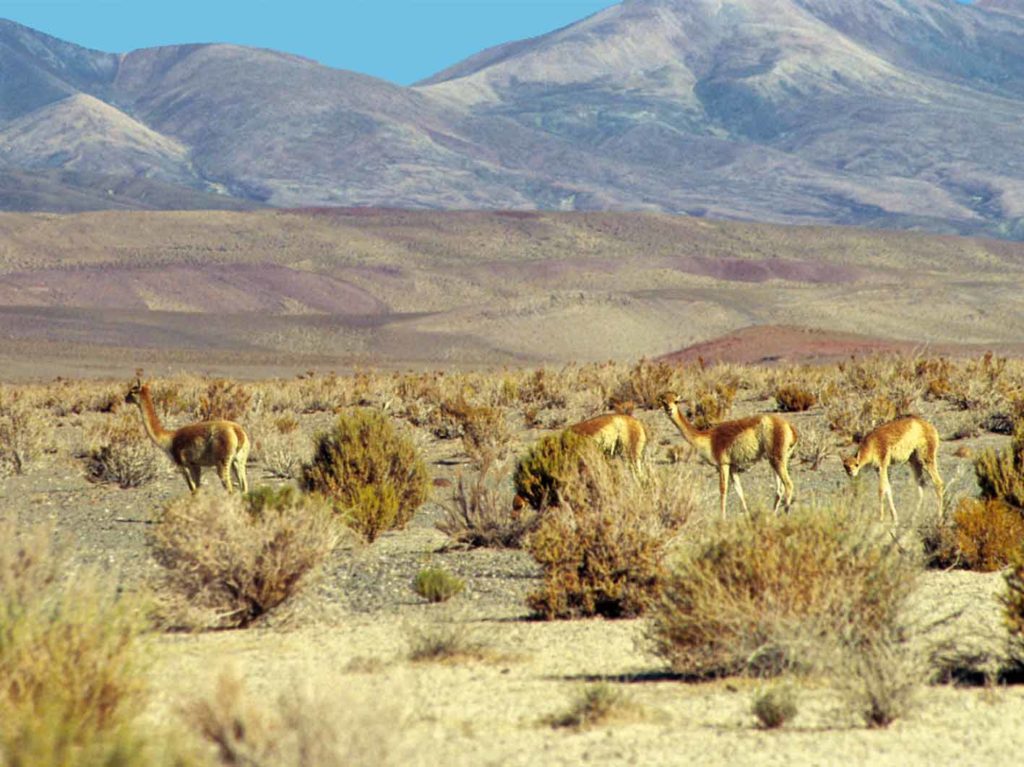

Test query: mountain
[1,2,1024,237]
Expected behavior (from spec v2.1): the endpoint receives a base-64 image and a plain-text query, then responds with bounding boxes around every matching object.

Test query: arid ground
[3,356,1024,766]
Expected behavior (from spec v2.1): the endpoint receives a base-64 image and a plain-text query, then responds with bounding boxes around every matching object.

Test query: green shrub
[513,430,592,511]
[646,509,917,678]
[149,489,340,629]
[525,450,696,619]
[950,498,1024,572]
[301,409,430,542]
[412,567,465,603]
[751,684,798,729]
[975,423,1024,509]
[775,385,817,413]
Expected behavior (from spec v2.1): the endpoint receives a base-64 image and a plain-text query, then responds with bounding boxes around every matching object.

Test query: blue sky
[0,0,615,84]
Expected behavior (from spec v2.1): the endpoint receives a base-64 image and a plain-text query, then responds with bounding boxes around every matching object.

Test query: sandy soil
[3,384,1022,766]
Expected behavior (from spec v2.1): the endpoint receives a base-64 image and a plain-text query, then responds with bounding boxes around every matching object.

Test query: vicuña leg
[878,462,897,522]
[731,473,749,514]
[718,464,731,518]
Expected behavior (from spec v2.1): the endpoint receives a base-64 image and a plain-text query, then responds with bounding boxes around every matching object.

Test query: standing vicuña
[659,392,797,517]
[842,415,944,522]
[567,411,648,470]
[125,379,250,494]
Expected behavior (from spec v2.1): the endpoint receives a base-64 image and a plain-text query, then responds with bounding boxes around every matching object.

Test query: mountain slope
[0,4,1023,238]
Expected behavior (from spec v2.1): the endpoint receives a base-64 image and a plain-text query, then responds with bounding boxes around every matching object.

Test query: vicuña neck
[668,404,711,453]
[135,389,172,451]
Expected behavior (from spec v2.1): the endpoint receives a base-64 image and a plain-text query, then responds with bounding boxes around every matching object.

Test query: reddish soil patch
[670,256,862,284]
[660,325,1024,365]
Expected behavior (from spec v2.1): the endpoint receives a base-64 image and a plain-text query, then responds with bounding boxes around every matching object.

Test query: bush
[439,395,513,465]
[187,669,399,767]
[85,411,159,488]
[544,684,634,731]
[975,423,1024,509]
[148,489,340,629]
[0,393,48,475]
[197,379,253,422]
[774,385,817,413]
[412,567,465,603]
[0,519,149,758]
[949,498,1024,572]
[687,383,736,430]
[1004,554,1024,664]
[513,430,592,511]
[525,451,696,619]
[251,412,308,480]
[835,629,922,729]
[301,409,430,542]
[751,684,798,729]
[438,458,537,548]
[646,509,917,678]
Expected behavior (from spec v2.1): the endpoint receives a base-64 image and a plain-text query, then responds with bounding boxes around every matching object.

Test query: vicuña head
[841,453,863,478]
[125,377,250,495]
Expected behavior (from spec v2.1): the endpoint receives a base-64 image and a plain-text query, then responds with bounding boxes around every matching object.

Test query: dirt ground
[3,385,1023,766]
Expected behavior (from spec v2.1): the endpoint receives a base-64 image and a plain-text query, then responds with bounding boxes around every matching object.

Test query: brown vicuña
[125,379,250,494]
[567,411,648,469]
[659,392,797,517]
[842,415,944,522]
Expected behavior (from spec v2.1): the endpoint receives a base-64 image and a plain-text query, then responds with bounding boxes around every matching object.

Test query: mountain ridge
[1,3,1023,238]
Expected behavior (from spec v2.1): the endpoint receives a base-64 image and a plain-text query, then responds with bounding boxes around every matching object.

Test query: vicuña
[567,411,648,470]
[659,392,797,517]
[125,379,250,494]
[842,415,944,522]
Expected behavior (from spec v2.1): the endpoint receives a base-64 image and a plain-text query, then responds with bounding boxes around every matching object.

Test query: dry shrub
[525,452,697,619]
[686,382,736,430]
[84,410,160,488]
[188,668,399,767]
[301,409,430,543]
[950,499,1024,572]
[613,358,680,409]
[197,379,253,421]
[545,684,636,730]
[834,629,922,729]
[797,422,836,471]
[148,488,340,629]
[406,622,491,664]
[825,394,899,443]
[250,412,308,480]
[646,509,917,678]
[1004,555,1024,664]
[0,519,149,760]
[751,684,798,729]
[975,424,1024,509]
[0,392,49,475]
[439,395,513,464]
[438,458,537,548]
[774,385,817,413]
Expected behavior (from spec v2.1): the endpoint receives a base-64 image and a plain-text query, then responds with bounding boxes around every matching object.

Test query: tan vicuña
[659,392,797,517]
[842,415,943,522]
[567,412,648,470]
[125,378,250,494]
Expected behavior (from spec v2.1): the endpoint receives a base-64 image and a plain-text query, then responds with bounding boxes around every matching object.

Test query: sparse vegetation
[525,446,696,619]
[775,384,817,413]
[438,457,536,548]
[544,684,635,731]
[512,429,592,511]
[949,498,1024,572]
[646,508,917,678]
[301,409,430,542]
[406,622,491,664]
[148,489,341,629]
[0,519,151,762]
[751,684,799,730]
[84,410,160,488]
[412,567,465,603]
